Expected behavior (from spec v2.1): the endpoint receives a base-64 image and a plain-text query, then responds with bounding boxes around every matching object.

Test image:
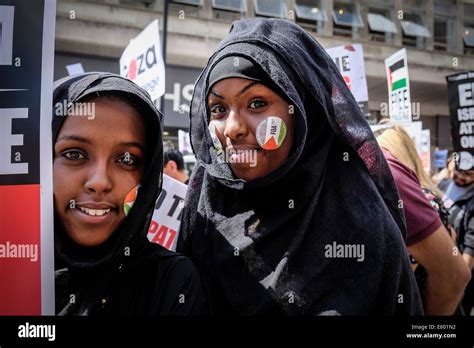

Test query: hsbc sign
[120,20,165,101]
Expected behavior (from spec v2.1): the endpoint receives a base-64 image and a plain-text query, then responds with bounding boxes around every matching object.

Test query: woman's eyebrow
[209,81,260,101]
[118,141,145,153]
[209,91,223,99]
[235,81,259,97]
[56,135,91,144]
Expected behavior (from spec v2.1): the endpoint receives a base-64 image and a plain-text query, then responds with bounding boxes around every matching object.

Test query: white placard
[326,43,369,104]
[120,19,165,101]
[385,48,411,124]
[147,174,187,251]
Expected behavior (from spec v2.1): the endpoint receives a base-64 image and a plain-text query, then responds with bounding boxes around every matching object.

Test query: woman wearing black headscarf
[177,19,423,315]
[53,72,207,316]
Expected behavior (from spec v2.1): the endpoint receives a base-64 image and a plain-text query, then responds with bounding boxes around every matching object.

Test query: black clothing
[448,187,474,257]
[53,72,207,316]
[448,186,474,315]
[178,19,423,315]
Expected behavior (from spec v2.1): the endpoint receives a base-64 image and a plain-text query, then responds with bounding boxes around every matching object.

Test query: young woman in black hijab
[53,72,207,316]
[177,19,423,315]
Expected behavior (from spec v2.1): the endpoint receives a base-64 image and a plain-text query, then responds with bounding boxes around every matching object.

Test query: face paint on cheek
[208,121,225,162]
[123,184,141,216]
[256,116,287,151]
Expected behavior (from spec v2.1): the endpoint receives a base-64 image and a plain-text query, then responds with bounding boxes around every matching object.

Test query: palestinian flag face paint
[388,59,406,92]
[208,122,223,155]
[123,184,140,216]
[256,116,287,151]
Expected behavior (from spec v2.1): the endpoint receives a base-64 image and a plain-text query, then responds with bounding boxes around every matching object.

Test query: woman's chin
[231,164,266,182]
[64,229,112,247]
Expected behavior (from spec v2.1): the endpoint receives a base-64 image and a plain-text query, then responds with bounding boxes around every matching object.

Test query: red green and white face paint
[123,184,140,216]
[256,116,287,150]
[208,121,225,162]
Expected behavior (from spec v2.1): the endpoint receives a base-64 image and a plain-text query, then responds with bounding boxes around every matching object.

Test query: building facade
[55,0,474,150]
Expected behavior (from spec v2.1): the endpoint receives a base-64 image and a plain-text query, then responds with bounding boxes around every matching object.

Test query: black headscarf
[178,19,423,315]
[208,56,274,92]
[52,72,163,270]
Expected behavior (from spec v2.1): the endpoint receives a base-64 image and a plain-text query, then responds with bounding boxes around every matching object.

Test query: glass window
[465,26,474,47]
[294,0,326,22]
[400,13,430,38]
[254,0,288,18]
[367,12,397,33]
[433,0,456,52]
[464,4,474,22]
[368,0,394,6]
[171,0,203,6]
[367,1,395,44]
[212,0,246,12]
[465,5,474,54]
[403,0,425,8]
[434,0,455,16]
[434,19,447,44]
[120,0,156,6]
[332,2,364,28]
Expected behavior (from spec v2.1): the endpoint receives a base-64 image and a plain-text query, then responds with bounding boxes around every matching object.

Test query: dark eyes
[63,150,85,160]
[208,99,267,119]
[249,100,267,109]
[117,153,137,166]
[62,150,137,166]
[210,105,226,115]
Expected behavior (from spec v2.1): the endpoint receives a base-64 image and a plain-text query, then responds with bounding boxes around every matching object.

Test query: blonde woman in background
[377,125,444,199]
[376,124,470,315]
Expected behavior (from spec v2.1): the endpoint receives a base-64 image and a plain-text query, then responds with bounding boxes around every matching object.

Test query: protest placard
[0,0,56,315]
[326,44,369,118]
[147,174,187,251]
[446,71,474,170]
[385,48,412,124]
[120,19,165,101]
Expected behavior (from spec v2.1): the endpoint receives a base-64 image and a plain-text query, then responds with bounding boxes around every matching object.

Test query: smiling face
[53,98,145,247]
[207,78,294,181]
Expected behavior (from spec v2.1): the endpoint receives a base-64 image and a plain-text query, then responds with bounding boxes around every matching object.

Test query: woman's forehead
[57,99,145,146]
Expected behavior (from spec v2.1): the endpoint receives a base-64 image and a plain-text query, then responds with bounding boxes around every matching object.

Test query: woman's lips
[70,203,117,224]
[226,144,262,152]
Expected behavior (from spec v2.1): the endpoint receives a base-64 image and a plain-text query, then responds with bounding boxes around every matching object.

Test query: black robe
[177,19,423,315]
[52,73,207,316]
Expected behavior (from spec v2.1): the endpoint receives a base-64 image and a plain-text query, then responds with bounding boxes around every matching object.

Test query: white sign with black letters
[120,19,165,101]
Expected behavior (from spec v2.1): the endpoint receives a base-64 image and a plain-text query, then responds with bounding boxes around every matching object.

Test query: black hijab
[52,72,164,270]
[178,19,423,315]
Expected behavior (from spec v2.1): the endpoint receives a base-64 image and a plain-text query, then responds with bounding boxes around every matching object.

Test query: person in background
[163,148,189,184]
[376,124,471,315]
[435,154,456,192]
[444,169,474,315]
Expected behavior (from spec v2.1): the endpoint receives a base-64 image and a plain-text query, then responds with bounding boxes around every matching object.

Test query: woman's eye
[249,100,267,109]
[210,104,226,117]
[118,153,137,166]
[63,150,85,160]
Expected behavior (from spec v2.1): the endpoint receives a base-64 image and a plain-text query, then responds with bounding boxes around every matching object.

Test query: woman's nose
[223,110,248,140]
[84,161,113,195]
